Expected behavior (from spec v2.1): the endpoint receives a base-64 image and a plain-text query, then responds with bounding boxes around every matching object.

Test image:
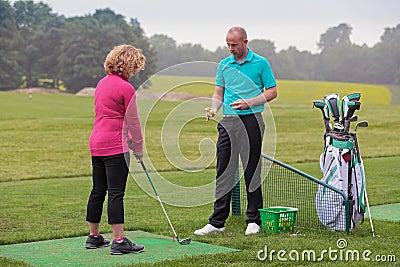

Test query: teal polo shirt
[215,48,276,115]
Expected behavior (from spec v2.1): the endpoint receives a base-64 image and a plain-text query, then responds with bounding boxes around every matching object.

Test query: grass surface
[1,90,399,181]
[140,75,392,105]
[0,170,398,266]
[0,78,399,266]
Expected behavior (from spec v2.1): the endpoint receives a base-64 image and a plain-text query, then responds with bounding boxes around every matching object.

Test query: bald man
[195,26,277,236]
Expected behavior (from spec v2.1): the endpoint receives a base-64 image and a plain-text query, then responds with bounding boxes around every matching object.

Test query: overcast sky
[22,0,400,53]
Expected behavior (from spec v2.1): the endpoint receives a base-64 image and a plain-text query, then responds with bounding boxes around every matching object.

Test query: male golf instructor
[194,26,277,236]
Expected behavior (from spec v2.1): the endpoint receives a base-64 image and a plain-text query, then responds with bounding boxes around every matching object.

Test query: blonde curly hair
[104,44,146,79]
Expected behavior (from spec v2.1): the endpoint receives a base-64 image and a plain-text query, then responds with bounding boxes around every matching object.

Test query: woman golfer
[85,44,145,255]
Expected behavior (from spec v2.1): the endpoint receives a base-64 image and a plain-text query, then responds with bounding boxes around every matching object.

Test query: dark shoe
[110,237,144,255]
[85,234,111,249]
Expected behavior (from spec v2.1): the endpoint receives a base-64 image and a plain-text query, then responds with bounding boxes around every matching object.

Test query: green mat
[365,203,400,222]
[0,231,239,266]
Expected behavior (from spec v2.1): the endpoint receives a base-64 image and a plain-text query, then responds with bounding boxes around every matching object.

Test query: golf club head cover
[342,93,361,119]
[346,92,361,101]
[343,101,361,132]
[313,100,329,119]
[313,100,331,131]
[346,101,361,119]
[324,93,340,123]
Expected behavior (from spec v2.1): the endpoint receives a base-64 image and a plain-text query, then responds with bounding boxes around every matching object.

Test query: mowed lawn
[0,77,399,266]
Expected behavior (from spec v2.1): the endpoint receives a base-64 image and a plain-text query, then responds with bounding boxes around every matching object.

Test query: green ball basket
[259,206,298,234]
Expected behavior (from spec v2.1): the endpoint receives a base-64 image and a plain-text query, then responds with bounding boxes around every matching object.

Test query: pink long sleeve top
[89,74,143,156]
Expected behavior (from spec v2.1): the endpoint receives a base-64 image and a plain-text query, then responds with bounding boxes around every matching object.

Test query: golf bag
[316,132,366,231]
[314,93,366,232]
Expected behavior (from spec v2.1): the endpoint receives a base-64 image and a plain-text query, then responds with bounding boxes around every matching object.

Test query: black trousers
[209,113,264,228]
[86,152,130,225]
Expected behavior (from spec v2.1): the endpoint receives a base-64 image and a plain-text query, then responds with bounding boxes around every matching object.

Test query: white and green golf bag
[316,132,366,231]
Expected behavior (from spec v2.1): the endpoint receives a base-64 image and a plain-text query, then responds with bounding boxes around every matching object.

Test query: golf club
[313,100,331,131]
[352,119,377,237]
[341,93,361,132]
[355,120,368,132]
[139,161,191,245]
[324,93,341,124]
[343,101,361,132]
[350,115,358,122]
[341,93,361,121]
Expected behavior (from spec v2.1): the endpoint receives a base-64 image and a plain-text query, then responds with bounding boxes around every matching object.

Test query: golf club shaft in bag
[139,161,191,245]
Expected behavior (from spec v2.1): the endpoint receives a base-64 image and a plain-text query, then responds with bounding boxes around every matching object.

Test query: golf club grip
[140,161,147,171]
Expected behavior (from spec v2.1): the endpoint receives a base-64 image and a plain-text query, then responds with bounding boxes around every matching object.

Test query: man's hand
[205,107,217,122]
[230,99,249,110]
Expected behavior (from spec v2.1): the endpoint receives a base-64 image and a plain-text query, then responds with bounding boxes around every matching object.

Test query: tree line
[1,0,399,92]
[152,23,400,86]
[0,0,157,92]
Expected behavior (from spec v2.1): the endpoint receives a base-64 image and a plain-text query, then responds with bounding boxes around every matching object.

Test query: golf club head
[343,92,361,110]
[343,101,361,132]
[313,100,331,131]
[313,100,329,119]
[178,237,191,245]
[324,93,340,123]
[346,101,361,118]
[356,121,368,128]
[342,92,361,116]
[346,92,361,102]
[355,120,368,132]
[350,115,358,122]
[341,93,361,124]
[313,100,325,109]
[341,96,349,120]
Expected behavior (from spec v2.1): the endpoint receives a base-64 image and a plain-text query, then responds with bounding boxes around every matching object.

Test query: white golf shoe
[245,223,260,235]
[194,224,225,236]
